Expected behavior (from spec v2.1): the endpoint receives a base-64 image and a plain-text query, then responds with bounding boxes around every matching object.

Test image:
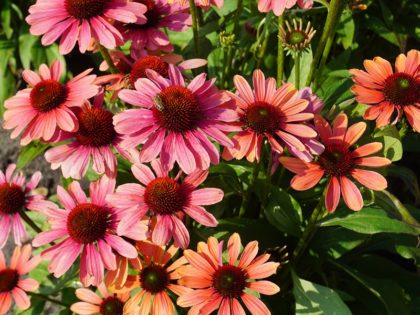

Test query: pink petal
[340,176,363,211]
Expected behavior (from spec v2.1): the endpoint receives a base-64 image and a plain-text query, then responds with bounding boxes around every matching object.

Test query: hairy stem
[19,209,42,234]
[294,52,301,89]
[277,15,285,86]
[239,159,261,217]
[188,0,200,55]
[97,43,118,74]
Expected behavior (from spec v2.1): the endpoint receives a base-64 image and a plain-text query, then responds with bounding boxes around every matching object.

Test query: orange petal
[291,169,324,191]
[340,176,363,211]
[351,169,388,191]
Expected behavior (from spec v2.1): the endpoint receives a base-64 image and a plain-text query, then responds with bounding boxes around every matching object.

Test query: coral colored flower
[26,0,147,55]
[349,49,420,131]
[3,60,98,145]
[33,177,146,286]
[71,282,136,315]
[44,94,130,179]
[120,0,191,52]
[0,164,57,249]
[280,113,392,212]
[105,254,142,293]
[0,245,41,314]
[119,241,191,315]
[169,0,224,10]
[107,160,222,249]
[115,64,238,173]
[96,50,207,95]
[177,233,280,315]
[223,70,321,163]
[258,0,313,16]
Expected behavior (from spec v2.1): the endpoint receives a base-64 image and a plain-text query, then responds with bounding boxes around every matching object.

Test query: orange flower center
[128,0,160,29]
[65,0,110,19]
[140,264,169,293]
[67,203,110,244]
[318,145,354,177]
[76,108,117,147]
[30,80,67,112]
[99,296,124,315]
[129,56,169,86]
[242,101,281,134]
[144,177,185,215]
[0,183,25,215]
[383,73,419,106]
[153,86,200,132]
[0,269,19,293]
[212,265,247,298]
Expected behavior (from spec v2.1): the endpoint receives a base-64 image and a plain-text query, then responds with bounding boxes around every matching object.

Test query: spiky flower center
[318,145,354,177]
[144,177,185,215]
[76,108,117,147]
[30,80,67,112]
[128,0,160,29]
[140,264,169,293]
[153,86,200,132]
[383,73,419,106]
[0,269,19,293]
[0,183,25,215]
[212,265,247,298]
[242,101,281,134]
[129,56,169,86]
[65,0,110,19]
[99,296,124,315]
[287,30,306,45]
[67,203,110,244]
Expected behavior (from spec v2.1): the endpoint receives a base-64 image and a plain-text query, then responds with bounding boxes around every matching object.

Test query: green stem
[19,209,42,234]
[28,292,70,307]
[256,30,269,68]
[292,196,325,263]
[189,0,200,56]
[305,0,346,86]
[262,149,273,212]
[239,159,261,217]
[96,43,118,74]
[277,15,285,86]
[294,52,301,89]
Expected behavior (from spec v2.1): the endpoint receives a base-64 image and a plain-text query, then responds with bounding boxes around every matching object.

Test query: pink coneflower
[223,70,321,163]
[107,160,222,249]
[177,233,280,315]
[71,282,137,315]
[44,94,129,179]
[3,60,98,145]
[349,49,420,131]
[280,113,391,212]
[96,50,207,95]
[0,245,41,314]
[120,0,191,52]
[26,0,147,55]
[115,64,238,173]
[32,177,146,286]
[169,0,224,10]
[119,241,191,315]
[0,164,57,249]
[258,0,314,16]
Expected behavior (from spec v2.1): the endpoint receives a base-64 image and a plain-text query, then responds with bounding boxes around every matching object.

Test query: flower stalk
[277,15,285,86]
[97,43,119,74]
[188,0,200,55]
[306,0,346,86]
[294,52,301,89]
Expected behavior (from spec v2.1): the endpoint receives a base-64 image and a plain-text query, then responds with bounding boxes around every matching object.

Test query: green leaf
[19,33,38,69]
[336,10,355,49]
[292,271,352,315]
[320,207,420,235]
[17,141,50,170]
[387,165,420,204]
[373,125,403,161]
[265,186,302,237]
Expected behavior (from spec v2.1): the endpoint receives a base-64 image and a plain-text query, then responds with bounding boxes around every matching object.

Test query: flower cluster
[1,0,417,314]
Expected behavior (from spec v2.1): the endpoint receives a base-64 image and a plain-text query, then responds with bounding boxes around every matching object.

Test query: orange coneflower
[349,49,420,131]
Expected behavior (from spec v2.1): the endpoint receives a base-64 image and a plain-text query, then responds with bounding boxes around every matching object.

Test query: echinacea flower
[26,0,147,54]
[3,60,98,145]
[280,18,316,54]
[107,160,222,249]
[349,49,420,131]
[169,0,224,10]
[0,245,41,314]
[258,0,313,16]
[119,0,191,52]
[33,177,146,286]
[115,64,239,173]
[118,241,191,315]
[44,94,130,179]
[71,282,137,315]
[0,164,57,249]
[223,70,322,163]
[280,113,391,212]
[177,233,280,315]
